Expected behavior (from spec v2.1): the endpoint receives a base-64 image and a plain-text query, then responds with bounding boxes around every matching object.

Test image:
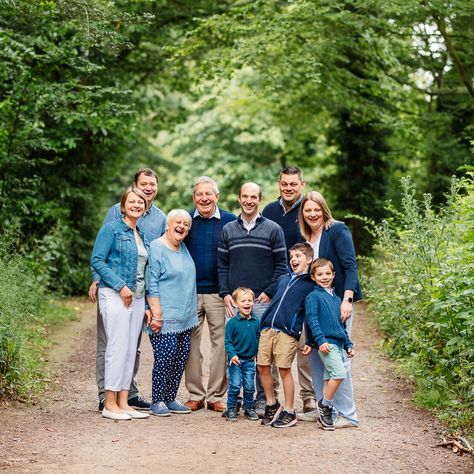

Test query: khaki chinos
[185,293,227,403]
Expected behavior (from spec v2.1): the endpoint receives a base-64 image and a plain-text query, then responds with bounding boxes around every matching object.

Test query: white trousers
[98,288,145,392]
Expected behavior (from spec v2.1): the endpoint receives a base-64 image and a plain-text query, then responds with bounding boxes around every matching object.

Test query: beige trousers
[184,294,227,403]
[296,325,316,402]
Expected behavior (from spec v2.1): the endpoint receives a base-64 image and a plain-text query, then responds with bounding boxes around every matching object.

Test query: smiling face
[311,264,335,289]
[302,199,324,234]
[238,183,262,221]
[279,173,305,208]
[193,182,219,218]
[166,215,191,243]
[123,191,146,221]
[135,172,158,204]
[289,249,313,275]
[235,291,254,318]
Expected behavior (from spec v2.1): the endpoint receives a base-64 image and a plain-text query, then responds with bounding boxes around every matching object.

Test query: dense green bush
[0,228,73,400]
[365,174,474,434]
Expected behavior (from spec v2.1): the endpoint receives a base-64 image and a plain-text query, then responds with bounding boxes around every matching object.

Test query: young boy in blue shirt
[224,287,260,422]
[257,243,315,428]
[303,258,355,431]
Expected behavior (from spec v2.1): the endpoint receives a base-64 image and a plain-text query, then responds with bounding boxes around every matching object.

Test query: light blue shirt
[147,239,198,335]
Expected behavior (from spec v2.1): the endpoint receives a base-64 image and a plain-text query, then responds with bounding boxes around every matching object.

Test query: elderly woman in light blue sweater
[146,209,199,417]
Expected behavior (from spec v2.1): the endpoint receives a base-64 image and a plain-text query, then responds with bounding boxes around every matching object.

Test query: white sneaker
[333,417,358,429]
[296,409,318,422]
[124,410,149,419]
[102,407,132,420]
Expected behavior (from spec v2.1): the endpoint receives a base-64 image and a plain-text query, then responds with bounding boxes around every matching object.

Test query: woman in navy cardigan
[299,191,361,428]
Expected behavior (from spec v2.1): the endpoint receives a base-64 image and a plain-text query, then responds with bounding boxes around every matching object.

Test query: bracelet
[152,317,163,323]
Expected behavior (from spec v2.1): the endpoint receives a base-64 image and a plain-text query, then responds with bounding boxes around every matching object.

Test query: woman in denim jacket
[146,209,199,416]
[91,187,150,421]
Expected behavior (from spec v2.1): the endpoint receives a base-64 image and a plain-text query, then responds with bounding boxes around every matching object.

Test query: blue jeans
[308,313,359,425]
[227,359,255,410]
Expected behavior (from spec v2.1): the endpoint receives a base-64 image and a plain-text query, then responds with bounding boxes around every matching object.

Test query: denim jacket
[91,219,149,292]
[91,203,166,282]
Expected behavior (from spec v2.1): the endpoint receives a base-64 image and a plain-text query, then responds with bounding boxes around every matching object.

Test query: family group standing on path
[89,166,362,432]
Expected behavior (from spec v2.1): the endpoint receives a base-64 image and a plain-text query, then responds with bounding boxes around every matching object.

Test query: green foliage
[365,174,474,434]
[0,229,74,400]
[0,0,138,294]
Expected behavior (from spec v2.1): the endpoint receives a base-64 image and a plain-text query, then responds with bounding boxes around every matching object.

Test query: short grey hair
[166,209,192,229]
[193,176,219,195]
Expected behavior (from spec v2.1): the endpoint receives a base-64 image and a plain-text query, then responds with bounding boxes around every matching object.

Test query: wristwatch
[343,296,354,303]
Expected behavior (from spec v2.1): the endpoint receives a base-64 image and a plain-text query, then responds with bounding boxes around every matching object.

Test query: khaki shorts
[257,328,297,368]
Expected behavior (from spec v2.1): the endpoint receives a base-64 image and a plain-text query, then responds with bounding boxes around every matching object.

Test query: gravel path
[0,299,472,473]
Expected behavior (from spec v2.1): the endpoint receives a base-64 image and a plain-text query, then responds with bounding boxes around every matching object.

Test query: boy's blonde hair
[232,287,255,301]
[310,258,335,276]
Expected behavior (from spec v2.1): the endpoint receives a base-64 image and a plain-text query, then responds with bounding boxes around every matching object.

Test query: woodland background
[0,0,472,436]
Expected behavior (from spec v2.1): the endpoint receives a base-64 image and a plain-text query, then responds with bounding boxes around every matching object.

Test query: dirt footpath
[0,299,472,474]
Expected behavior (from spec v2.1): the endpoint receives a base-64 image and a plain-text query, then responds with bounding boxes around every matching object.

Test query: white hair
[166,209,192,229]
[193,176,219,195]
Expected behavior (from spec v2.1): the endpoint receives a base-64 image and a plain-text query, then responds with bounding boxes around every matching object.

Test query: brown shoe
[207,401,225,412]
[303,398,317,413]
[185,399,205,411]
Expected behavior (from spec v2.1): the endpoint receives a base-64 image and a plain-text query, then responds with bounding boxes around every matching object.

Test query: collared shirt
[278,195,304,216]
[193,206,221,220]
[241,212,260,232]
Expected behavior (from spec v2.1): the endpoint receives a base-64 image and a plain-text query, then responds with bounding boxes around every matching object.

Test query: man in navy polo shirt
[262,166,317,413]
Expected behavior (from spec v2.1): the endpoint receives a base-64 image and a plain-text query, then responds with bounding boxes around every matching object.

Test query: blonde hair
[232,287,255,301]
[298,191,334,241]
[120,187,150,213]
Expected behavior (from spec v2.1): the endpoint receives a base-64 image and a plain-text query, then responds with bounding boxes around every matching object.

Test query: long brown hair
[298,191,334,241]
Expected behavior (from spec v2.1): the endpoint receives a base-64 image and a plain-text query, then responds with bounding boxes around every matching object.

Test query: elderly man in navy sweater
[262,166,317,413]
[218,182,287,415]
[184,176,237,413]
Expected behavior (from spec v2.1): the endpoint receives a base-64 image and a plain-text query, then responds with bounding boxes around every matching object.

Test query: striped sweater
[217,215,287,298]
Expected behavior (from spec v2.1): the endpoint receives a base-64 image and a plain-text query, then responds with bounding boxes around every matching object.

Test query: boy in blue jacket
[257,243,315,428]
[303,258,355,431]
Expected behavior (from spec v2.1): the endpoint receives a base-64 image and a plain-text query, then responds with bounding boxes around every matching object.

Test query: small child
[224,287,260,422]
[257,243,315,428]
[303,258,355,431]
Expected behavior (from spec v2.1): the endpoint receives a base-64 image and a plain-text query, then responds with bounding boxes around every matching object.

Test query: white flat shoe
[102,407,132,420]
[124,410,149,419]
